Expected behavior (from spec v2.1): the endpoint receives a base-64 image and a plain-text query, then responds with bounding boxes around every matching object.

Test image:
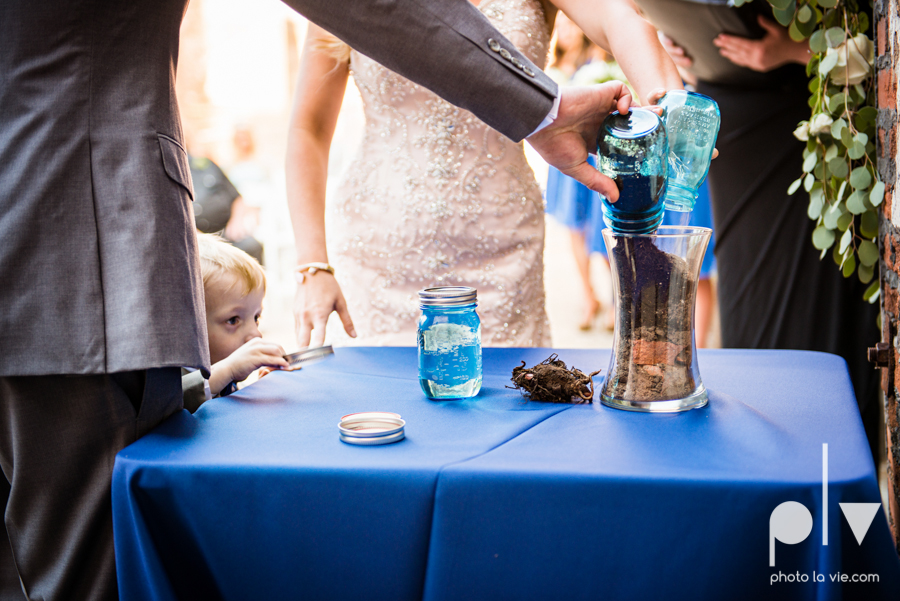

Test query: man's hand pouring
[526,81,633,202]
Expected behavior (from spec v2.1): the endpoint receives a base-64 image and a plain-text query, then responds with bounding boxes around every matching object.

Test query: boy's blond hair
[196,232,266,295]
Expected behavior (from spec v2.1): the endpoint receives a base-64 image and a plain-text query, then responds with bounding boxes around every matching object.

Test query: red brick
[878,71,898,108]
[885,189,894,225]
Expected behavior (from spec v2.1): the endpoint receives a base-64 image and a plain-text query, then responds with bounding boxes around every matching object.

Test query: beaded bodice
[329,0,552,346]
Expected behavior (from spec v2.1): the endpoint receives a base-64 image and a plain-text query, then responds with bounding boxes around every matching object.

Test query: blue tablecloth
[112,348,900,600]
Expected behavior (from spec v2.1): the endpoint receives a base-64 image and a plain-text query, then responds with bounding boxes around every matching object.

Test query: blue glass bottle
[596,108,668,235]
[417,287,482,399]
[656,90,721,212]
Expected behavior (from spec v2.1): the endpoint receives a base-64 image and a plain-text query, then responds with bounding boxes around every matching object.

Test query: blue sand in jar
[596,108,668,234]
[609,173,667,221]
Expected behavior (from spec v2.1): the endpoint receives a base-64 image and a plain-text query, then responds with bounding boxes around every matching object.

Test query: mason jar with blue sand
[656,90,720,212]
[596,108,668,235]
[417,287,482,399]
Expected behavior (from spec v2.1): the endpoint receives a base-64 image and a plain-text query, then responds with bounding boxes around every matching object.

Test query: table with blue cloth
[112,347,900,600]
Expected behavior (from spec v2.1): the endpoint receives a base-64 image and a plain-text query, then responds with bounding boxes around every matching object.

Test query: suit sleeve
[280,0,557,142]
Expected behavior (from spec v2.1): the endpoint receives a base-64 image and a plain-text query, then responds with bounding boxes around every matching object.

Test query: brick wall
[876,0,900,551]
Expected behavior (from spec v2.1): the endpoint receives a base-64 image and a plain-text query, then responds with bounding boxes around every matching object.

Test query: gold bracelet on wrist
[295,262,335,284]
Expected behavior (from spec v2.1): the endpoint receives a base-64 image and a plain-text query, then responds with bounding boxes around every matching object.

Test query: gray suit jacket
[0,0,556,378]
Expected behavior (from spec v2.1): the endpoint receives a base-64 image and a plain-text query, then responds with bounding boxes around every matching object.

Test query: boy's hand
[209,338,288,395]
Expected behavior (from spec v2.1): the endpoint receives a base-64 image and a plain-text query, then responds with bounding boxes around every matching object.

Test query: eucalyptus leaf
[804,173,816,192]
[824,144,838,161]
[833,242,844,266]
[830,118,846,140]
[850,166,872,190]
[854,84,866,100]
[823,202,843,229]
[788,20,805,41]
[797,5,813,22]
[808,77,822,96]
[818,0,838,7]
[871,181,886,206]
[837,180,847,201]
[788,177,803,195]
[803,152,818,173]
[859,13,870,32]
[855,132,869,146]
[819,51,838,75]
[847,190,867,214]
[837,211,854,231]
[825,26,845,48]
[838,228,852,254]
[814,161,827,180]
[829,157,849,179]
[774,4,796,26]
[840,126,854,148]
[861,209,879,238]
[769,0,793,9]
[859,240,879,266]
[828,94,845,114]
[857,106,877,126]
[813,224,836,250]
[864,280,880,302]
[797,16,818,39]
[842,251,856,277]
[808,192,825,219]
[858,262,874,284]
[809,31,827,53]
[807,56,818,77]
[848,141,866,160]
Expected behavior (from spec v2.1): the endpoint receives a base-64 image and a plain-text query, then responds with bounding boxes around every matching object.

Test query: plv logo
[769,444,881,566]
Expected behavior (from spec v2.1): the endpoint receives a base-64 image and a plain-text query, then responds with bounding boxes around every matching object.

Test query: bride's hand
[526,82,632,201]
[294,273,356,348]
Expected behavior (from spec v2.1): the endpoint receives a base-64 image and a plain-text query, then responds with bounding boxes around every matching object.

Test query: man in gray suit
[0,1,628,599]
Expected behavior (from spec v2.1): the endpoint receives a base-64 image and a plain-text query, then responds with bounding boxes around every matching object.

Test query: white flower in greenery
[809,113,834,136]
[825,34,874,86]
[794,121,810,141]
[571,61,627,86]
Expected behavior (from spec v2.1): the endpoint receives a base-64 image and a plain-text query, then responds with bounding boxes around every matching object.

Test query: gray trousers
[0,368,182,601]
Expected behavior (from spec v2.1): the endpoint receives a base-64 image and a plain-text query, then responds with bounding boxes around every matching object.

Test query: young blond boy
[182,233,288,412]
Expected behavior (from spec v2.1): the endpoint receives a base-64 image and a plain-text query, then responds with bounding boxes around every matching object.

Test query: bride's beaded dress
[330,0,552,347]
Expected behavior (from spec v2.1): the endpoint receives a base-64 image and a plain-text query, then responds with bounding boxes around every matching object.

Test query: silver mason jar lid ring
[418,286,477,307]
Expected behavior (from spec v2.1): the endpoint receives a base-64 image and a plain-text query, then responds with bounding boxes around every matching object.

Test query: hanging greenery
[735,0,881,302]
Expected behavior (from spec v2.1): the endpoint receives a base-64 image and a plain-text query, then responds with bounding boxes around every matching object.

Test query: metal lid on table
[339,412,406,446]
[418,286,477,307]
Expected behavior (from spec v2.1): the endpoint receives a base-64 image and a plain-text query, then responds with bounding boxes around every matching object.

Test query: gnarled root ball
[508,354,601,404]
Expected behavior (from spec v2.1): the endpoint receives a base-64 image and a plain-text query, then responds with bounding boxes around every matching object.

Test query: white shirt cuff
[528,94,560,136]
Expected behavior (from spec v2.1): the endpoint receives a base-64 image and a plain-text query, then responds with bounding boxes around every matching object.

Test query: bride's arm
[286,23,357,348]
[550,0,684,105]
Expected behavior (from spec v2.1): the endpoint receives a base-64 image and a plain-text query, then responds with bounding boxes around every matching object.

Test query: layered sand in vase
[603,237,697,401]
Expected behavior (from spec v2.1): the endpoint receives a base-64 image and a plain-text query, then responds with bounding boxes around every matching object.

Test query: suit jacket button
[523,67,536,77]
[488,38,501,52]
[499,48,511,60]
[511,57,524,69]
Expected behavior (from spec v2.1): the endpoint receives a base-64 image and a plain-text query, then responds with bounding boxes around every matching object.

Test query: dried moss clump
[509,354,601,404]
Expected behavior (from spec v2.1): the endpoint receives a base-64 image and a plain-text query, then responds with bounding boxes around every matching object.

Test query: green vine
[736,0,881,303]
